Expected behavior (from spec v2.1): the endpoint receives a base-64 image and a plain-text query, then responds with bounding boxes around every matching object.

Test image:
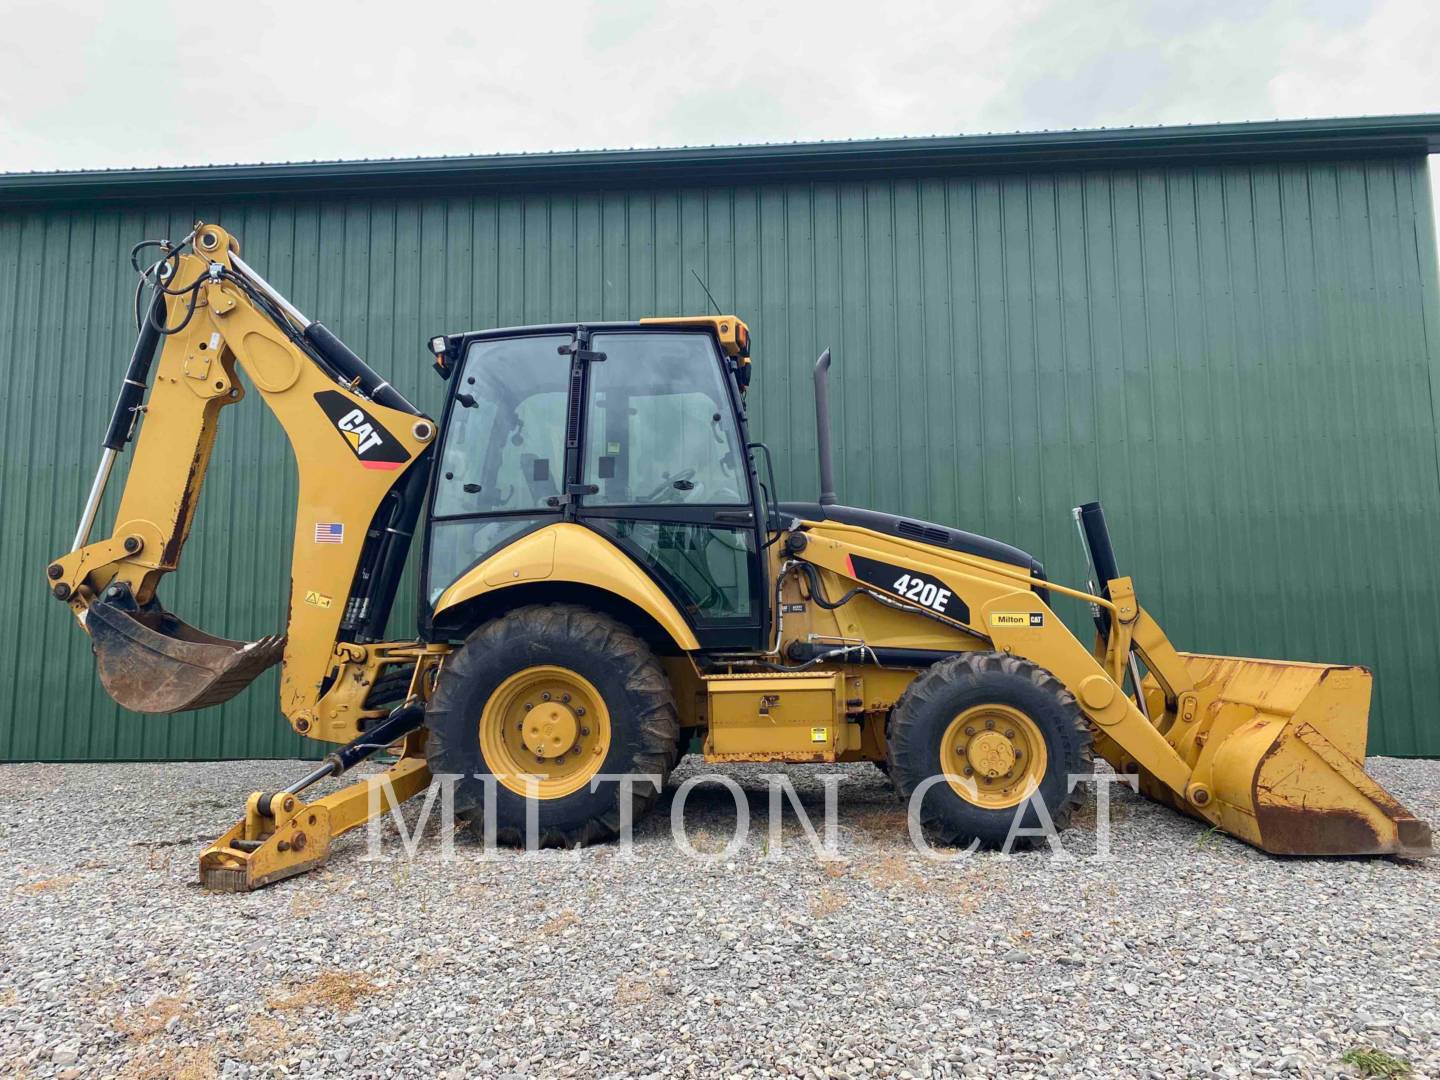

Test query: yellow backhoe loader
[47,223,1432,891]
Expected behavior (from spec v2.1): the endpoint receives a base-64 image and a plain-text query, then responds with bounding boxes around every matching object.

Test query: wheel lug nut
[964,726,975,736]
[1005,729,1014,738]
[524,703,533,711]
[542,692,551,702]
[581,727,590,736]
[576,707,586,717]
[985,719,995,730]
[963,767,973,776]
[562,693,571,703]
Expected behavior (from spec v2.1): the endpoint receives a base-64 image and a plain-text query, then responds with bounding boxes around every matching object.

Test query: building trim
[2,115,1439,207]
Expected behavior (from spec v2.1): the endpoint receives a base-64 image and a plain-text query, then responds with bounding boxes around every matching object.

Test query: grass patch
[849,805,910,840]
[114,994,190,1040]
[680,827,734,856]
[119,1045,216,1080]
[857,853,928,893]
[15,874,81,894]
[541,909,580,935]
[614,974,654,1005]
[810,887,848,917]
[1195,825,1225,851]
[235,1013,310,1067]
[1340,1046,1412,1078]
[267,971,382,1014]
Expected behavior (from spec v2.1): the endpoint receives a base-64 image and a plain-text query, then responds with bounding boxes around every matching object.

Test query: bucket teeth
[87,598,285,713]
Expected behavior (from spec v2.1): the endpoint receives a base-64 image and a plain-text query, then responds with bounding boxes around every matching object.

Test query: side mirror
[429,335,457,380]
[733,356,753,393]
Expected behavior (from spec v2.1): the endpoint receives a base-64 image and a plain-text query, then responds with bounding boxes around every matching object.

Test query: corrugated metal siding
[2,157,1438,759]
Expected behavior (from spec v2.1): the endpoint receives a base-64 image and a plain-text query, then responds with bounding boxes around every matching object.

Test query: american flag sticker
[313,522,345,544]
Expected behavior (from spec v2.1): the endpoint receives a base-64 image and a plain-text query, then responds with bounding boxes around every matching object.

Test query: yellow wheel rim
[478,665,612,799]
[941,704,1048,810]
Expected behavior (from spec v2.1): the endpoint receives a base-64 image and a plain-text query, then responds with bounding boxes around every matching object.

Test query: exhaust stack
[813,349,836,507]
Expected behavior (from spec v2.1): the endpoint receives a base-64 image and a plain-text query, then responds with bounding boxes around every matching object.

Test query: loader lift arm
[45,223,446,888]
[784,354,1433,860]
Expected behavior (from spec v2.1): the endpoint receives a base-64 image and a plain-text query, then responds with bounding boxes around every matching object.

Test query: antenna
[690,268,723,316]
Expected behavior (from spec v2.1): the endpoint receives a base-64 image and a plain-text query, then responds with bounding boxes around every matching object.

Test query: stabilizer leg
[198,706,431,891]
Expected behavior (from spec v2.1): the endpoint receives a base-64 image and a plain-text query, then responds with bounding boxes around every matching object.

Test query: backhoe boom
[47,223,435,737]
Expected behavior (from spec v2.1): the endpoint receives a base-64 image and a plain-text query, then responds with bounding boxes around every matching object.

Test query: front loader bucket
[86,599,285,714]
[1143,655,1432,858]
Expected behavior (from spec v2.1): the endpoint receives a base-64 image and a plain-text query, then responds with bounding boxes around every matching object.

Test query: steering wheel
[644,468,697,503]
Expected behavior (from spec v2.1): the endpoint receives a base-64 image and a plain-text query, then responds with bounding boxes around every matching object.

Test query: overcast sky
[1,0,1437,207]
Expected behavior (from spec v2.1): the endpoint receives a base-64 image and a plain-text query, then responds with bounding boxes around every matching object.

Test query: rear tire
[425,604,679,847]
[886,652,1092,849]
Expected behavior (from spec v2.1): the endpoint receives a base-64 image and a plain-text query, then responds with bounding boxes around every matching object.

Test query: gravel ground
[0,756,1435,1079]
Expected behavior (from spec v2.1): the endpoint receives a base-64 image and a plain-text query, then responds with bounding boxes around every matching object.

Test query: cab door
[576,329,766,650]
[422,332,572,614]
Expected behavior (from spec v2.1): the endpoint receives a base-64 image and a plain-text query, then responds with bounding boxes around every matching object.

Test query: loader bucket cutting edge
[86,599,285,714]
[1145,653,1433,859]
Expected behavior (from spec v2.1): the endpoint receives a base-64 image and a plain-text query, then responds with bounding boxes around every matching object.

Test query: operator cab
[422,317,767,650]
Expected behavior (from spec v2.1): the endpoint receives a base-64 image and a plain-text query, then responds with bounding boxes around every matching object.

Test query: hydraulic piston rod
[71,448,117,552]
[256,701,426,816]
[72,293,166,551]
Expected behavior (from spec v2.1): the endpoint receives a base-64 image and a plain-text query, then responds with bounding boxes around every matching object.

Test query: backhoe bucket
[1142,655,1432,858]
[86,599,285,714]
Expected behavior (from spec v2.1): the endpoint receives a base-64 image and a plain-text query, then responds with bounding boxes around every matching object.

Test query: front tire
[425,604,679,847]
[887,652,1092,848]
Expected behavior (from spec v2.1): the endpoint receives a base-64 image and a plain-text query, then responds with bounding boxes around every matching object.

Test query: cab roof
[446,315,751,358]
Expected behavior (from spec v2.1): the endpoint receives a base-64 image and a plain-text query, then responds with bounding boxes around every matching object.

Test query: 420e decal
[847,555,970,624]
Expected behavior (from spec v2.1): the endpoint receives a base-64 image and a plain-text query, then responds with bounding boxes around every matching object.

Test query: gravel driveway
[0,757,1435,1078]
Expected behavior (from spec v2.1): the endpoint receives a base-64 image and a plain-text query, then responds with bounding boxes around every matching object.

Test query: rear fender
[431,523,701,651]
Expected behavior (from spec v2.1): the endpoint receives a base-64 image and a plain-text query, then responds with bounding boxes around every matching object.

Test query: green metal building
[3,116,1439,761]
